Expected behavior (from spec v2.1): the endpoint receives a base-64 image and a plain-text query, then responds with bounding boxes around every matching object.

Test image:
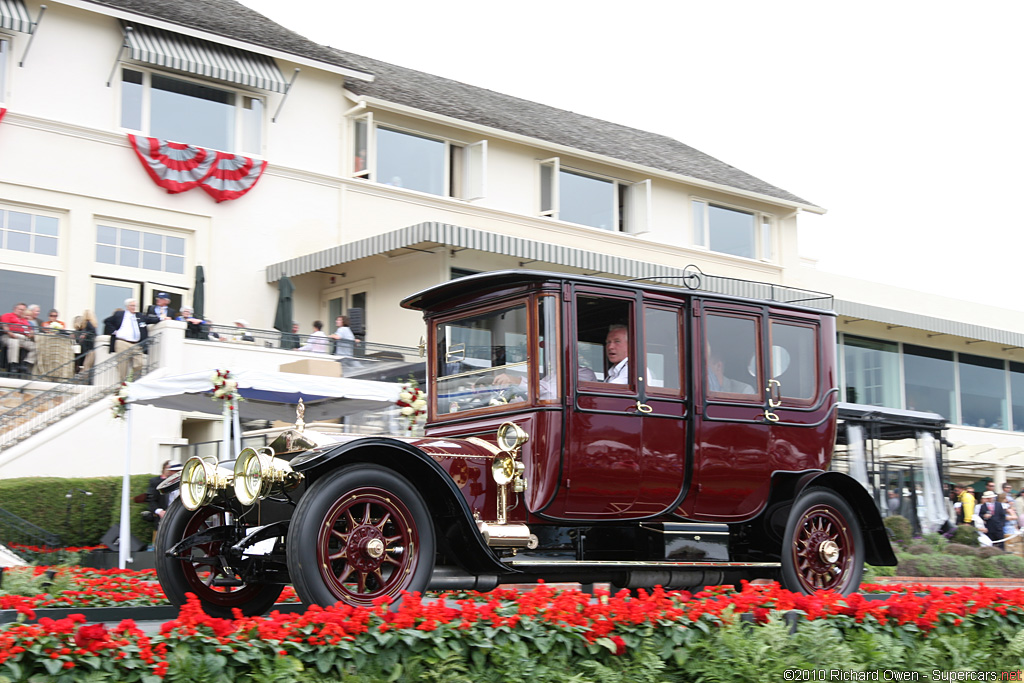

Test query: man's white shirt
[605,358,629,384]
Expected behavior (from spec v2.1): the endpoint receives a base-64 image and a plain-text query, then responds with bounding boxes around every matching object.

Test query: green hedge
[0,475,156,547]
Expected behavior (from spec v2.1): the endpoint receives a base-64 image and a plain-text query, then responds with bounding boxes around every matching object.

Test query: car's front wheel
[155,500,283,617]
[286,464,435,608]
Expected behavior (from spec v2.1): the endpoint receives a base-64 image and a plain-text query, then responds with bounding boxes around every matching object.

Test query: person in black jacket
[103,299,152,380]
[144,293,178,323]
[979,490,1007,547]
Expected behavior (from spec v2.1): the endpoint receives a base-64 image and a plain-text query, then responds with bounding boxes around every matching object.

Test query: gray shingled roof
[84,0,818,208]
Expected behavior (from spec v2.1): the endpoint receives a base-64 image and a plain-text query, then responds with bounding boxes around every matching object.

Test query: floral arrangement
[5,581,1024,680]
[110,381,130,419]
[396,377,427,432]
[47,321,64,331]
[210,369,241,410]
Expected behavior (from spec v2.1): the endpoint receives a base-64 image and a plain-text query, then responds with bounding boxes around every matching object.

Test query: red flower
[610,635,626,656]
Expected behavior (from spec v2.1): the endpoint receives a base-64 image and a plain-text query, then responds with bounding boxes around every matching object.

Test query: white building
[2,0,1023,490]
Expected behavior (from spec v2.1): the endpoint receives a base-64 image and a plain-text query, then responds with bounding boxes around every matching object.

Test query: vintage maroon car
[155,270,895,616]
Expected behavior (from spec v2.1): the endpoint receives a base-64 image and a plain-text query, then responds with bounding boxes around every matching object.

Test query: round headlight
[179,456,211,510]
[496,422,528,452]
[179,456,231,510]
[492,453,516,485]
[233,448,265,506]
[233,447,297,506]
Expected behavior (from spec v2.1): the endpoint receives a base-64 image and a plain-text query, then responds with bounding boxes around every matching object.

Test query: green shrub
[906,542,934,555]
[978,546,1005,559]
[884,515,912,546]
[950,524,980,547]
[0,474,155,547]
[921,532,948,551]
[863,563,896,581]
[972,556,1003,579]
[945,543,979,556]
[989,553,1024,578]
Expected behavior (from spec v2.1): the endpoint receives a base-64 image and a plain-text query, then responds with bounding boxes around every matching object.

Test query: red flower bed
[0,566,298,615]
[4,577,1024,680]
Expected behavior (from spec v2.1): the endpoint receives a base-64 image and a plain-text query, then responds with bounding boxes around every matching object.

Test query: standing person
[103,299,149,380]
[145,293,177,323]
[176,306,215,340]
[1,302,35,373]
[887,490,902,516]
[978,490,1006,549]
[1000,492,1018,552]
[330,315,357,357]
[299,320,329,353]
[72,310,98,375]
[960,486,976,525]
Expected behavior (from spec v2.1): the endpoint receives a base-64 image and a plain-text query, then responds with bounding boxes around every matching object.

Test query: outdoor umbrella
[273,275,294,333]
[193,265,206,319]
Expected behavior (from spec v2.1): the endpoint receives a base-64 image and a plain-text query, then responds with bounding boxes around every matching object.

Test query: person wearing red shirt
[1,302,35,373]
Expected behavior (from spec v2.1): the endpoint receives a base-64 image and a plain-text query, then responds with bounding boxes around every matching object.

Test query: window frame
[93,220,191,296]
[430,296,536,420]
[691,198,776,262]
[0,204,61,259]
[0,33,9,105]
[349,115,487,201]
[118,66,266,155]
[539,157,650,233]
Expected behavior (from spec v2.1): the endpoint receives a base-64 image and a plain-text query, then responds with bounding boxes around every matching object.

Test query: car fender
[291,436,515,576]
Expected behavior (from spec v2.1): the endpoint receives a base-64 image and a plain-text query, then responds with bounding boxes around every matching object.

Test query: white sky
[240,0,1024,313]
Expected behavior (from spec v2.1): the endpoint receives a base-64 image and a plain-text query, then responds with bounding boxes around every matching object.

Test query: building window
[96,225,185,274]
[959,353,1008,429]
[0,269,56,315]
[692,200,773,260]
[0,208,58,256]
[120,68,263,154]
[1011,362,1024,432]
[539,158,650,233]
[351,116,486,200]
[842,336,900,407]
[903,344,955,419]
[0,37,8,103]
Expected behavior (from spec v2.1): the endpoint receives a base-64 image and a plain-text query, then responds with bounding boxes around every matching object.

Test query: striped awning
[266,221,694,284]
[0,0,32,33]
[123,23,287,93]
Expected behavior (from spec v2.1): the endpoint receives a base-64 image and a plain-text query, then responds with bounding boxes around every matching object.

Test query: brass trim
[637,524,729,535]
[464,437,501,456]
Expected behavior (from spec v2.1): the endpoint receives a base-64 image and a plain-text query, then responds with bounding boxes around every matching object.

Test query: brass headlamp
[179,456,233,510]
[232,446,302,506]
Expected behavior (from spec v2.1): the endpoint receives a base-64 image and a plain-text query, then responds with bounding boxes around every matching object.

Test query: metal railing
[0,336,161,451]
[0,506,62,549]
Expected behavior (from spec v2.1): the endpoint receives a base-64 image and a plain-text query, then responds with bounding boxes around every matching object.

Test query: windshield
[433,298,557,414]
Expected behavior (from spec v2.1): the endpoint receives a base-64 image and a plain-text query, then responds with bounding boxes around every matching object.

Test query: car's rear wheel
[155,500,283,617]
[286,464,435,608]
[780,488,864,594]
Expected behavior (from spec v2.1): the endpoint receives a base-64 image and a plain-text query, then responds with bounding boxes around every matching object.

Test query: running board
[508,559,779,569]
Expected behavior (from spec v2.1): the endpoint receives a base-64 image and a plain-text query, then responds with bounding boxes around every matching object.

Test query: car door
[682,300,772,521]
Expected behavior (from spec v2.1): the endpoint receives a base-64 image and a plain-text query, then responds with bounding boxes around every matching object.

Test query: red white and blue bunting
[127,134,267,202]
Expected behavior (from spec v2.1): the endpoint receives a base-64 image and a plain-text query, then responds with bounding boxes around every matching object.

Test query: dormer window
[539,157,650,233]
[350,114,487,201]
[691,199,775,261]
